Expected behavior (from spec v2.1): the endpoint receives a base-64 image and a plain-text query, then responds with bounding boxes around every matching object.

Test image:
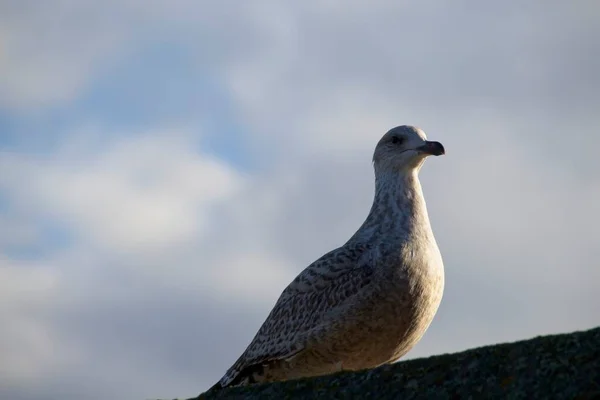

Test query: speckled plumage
[211,125,445,390]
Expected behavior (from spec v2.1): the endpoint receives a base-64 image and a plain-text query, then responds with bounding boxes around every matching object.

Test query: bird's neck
[351,170,433,243]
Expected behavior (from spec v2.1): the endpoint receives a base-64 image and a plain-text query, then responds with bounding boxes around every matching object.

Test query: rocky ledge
[191,326,600,399]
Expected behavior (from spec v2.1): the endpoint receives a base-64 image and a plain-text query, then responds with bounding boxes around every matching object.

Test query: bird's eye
[391,136,404,145]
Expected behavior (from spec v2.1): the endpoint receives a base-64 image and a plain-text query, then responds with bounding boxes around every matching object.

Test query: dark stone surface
[190,326,600,400]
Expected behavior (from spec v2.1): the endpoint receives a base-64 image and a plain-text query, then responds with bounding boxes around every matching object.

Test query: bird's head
[373,125,445,174]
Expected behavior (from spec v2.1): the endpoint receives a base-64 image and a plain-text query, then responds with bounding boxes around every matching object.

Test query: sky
[1,1,599,399]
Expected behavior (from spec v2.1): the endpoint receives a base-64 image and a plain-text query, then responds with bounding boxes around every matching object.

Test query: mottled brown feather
[219,243,374,387]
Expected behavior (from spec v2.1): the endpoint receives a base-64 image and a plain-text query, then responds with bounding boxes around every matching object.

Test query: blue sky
[1,2,599,400]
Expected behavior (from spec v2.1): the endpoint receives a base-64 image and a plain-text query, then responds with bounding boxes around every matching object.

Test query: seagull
[209,125,445,390]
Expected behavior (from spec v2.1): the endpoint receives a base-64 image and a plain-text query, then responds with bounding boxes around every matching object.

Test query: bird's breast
[371,240,444,358]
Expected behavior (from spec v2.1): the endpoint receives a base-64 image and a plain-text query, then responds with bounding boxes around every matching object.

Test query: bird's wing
[218,242,375,387]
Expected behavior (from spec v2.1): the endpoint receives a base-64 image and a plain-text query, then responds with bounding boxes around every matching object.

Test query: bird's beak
[417,141,445,156]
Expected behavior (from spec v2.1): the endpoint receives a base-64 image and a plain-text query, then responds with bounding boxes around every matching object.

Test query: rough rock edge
[189,326,600,399]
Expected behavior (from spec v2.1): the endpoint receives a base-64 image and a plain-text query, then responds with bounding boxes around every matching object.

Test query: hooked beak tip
[420,141,445,156]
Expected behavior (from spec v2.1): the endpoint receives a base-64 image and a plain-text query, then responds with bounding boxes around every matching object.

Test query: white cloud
[0,258,68,385]
[0,2,128,110]
[0,0,298,111]
[209,252,296,304]
[0,130,288,398]
[0,131,242,253]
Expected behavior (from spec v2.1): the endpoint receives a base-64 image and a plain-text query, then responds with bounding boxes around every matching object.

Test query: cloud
[0,128,312,398]
[0,2,127,110]
[0,258,63,385]
[223,1,600,162]
[1,130,241,253]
